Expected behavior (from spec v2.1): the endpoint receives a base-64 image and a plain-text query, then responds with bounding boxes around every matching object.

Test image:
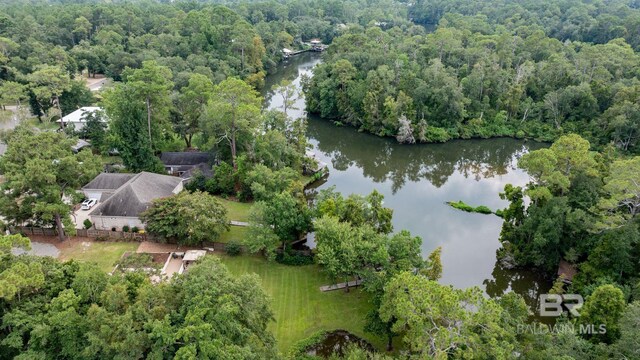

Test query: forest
[0,0,639,359]
[306,1,640,153]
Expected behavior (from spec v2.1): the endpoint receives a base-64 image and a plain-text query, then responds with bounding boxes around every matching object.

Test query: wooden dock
[320,279,363,292]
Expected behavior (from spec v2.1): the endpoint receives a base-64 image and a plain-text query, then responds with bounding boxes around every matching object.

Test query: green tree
[123,60,174,148]
[272,79,300,117]
[103,84,164,172]
[79,109,108,153]
[597,157,640,228]
[0,127,102,241]
[0,81,27,110]
[26,65,72,125]
[380,272,521,359]
[171,73,214,149]
[172,257,277,358]
[314,215,362,288]
[59,79,94,116]
[141,191,229,245]
[203,77,262,170]
[246,191,311,259]
[613,301,640,358]
[579,284,626,344]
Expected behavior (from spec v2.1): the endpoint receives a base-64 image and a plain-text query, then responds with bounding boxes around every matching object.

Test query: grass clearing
[215,196,252,222]
[217,225,249,244]
[216,254,383,353]
[58,241,139,272]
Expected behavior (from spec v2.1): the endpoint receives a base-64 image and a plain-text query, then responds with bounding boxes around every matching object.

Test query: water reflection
[262,52,551,311]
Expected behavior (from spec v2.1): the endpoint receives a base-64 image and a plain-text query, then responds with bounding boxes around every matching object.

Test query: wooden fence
[11,226,152,242]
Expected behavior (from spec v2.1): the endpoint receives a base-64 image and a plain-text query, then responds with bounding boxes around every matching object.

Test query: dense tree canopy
[305,18,640,153]
[0,127,102,241]
[0,249,277,359]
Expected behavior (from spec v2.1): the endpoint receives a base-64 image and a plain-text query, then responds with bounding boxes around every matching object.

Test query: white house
[83,172,183,230]
[57,107,105,131]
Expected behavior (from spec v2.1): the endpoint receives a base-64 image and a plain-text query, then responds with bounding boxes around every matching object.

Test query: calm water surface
[263,53,551,308]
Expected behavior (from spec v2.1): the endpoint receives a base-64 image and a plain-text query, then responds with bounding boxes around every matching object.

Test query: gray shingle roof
[89,172,183,217]
[82,173,136,190]
[160,152,213,166]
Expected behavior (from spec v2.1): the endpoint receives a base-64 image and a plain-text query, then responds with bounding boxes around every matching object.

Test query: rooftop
[89,172,183,217]
[58,107,104,124]
[82,173,136,191]
[160,152,213,166]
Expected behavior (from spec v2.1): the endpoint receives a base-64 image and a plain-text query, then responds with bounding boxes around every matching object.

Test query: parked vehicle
[81,199,97,210]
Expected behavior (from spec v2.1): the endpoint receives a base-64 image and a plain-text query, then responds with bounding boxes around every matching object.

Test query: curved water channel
[262,52,551,310]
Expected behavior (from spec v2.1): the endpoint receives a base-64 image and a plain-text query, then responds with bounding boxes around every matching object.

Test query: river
[262,52,550,309]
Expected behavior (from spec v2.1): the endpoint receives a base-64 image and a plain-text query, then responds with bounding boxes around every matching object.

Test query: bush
[287,331,327,359]
[118,253,160,270]
[207,161,235,195]
[83,219,93,229]
[224,241,243,256]
[425,126,451,143]
[276,250,314,266]
[111,227,117,232]
[95,235,109,242]
[122,225,130,232]
[131,226,139,233]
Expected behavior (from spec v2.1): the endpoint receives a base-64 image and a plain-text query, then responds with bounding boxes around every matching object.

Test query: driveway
[73,203,98,229]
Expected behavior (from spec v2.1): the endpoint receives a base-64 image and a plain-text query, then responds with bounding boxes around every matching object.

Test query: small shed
[557,260,577,284]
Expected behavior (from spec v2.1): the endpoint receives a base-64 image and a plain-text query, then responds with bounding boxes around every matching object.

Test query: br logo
[539,294,583,317]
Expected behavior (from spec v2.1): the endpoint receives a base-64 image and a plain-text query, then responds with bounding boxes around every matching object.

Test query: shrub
[111,227,117,232]
[287,331,327,359]
[122,225,130,232]
[83,219,93,229]
[207,161,235,195]
[224,241,243,256]
[276,250,314,266]
[118,253,159,270]
[95,235,109,242]
[131,226,139,233]
[425,126,451,143]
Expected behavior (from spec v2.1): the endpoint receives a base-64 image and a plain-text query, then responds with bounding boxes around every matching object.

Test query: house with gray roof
[160,152,216,179]
[85,172,183,230]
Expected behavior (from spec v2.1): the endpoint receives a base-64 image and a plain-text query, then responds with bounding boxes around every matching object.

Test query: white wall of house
[83,190,105,200]
[90,215,144,230]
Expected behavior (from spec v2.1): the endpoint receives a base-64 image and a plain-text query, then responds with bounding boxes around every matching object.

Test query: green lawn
[215,196,252,222]
[59,241,139,272]
[216,254,383,353]
[217,225,249,244]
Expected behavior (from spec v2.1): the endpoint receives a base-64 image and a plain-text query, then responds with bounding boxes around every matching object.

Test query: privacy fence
[9,226,250,253]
